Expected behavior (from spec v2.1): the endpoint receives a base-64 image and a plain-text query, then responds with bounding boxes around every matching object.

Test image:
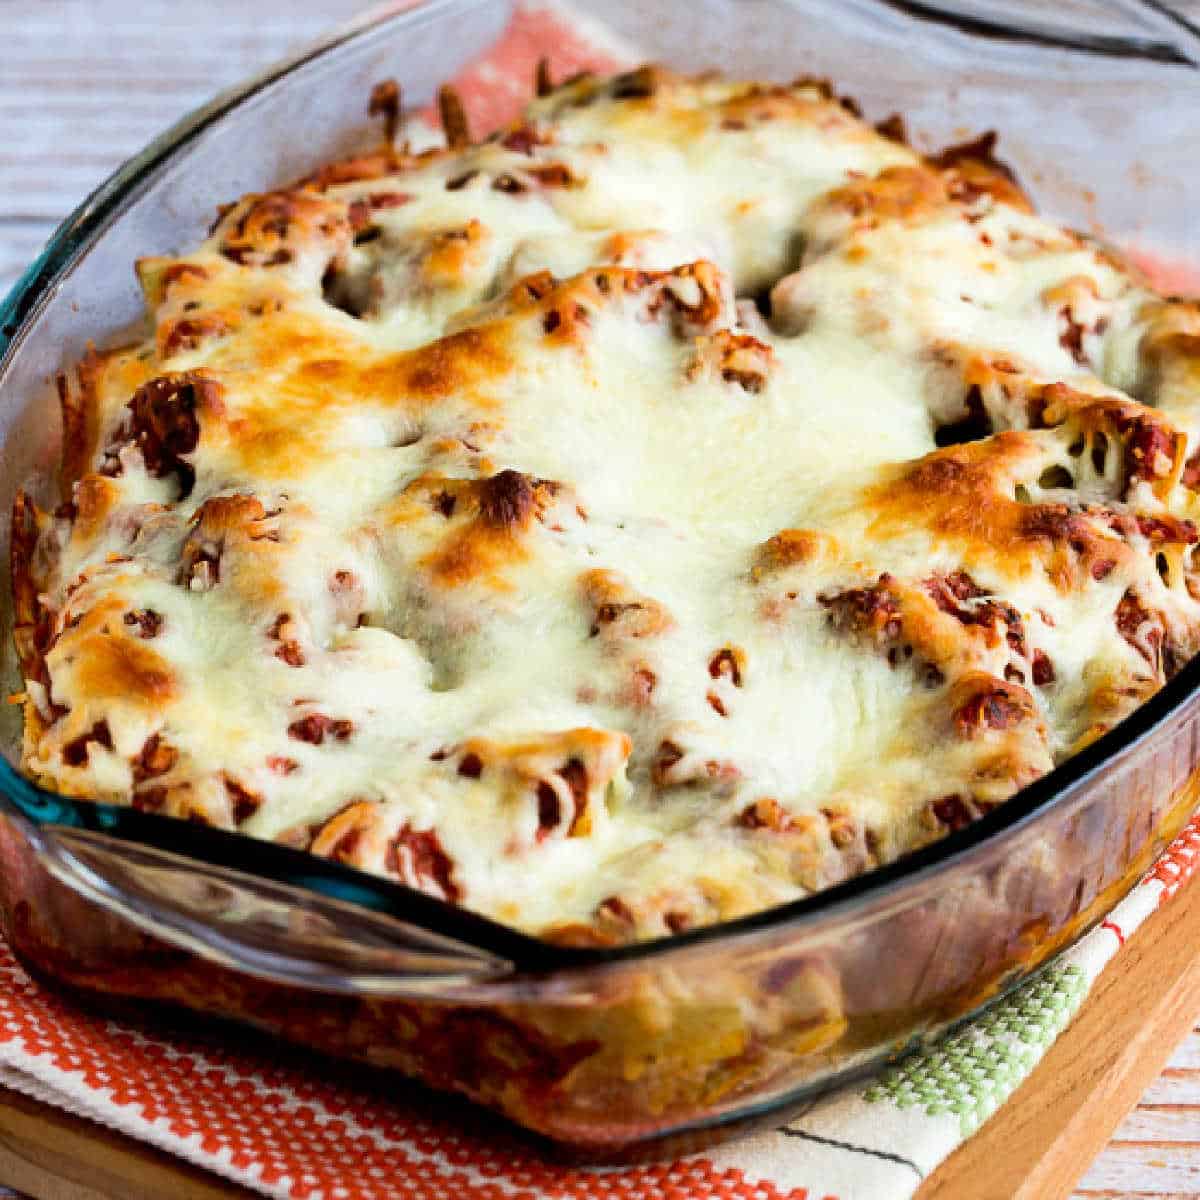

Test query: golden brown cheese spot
[310,800,381,864]
[214,322,511,481]
[485,262,731,340]
[394,470,565,591]
[928,130,1033,212]
[61,345,156,489]
[299,144,442,190]
[215,189,352,270]
[446,727,631,845]
[737,796,793,831]
[817,574,1002,689]
[187,492,269,536]
[818,165,950,228]
[716,83,841,129]
[422,219,491,287]
[752,529,841,579]
[135,258,211,309]
[1034,386,1186,500]
[158,311,236,361]
[948,671,1037,738]
[814,143,1030,249]
[864,436,1141,589]
[581,569,674,639]
[395,326,513,400]
[688,330,776,393]
[180,493,275,592]
[426,524,522,590]
[53,598,177,709]
[66,476,123,547]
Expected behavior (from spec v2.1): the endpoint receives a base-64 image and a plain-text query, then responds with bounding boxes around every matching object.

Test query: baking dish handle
[42,827,517,997]
[0,764,524,998]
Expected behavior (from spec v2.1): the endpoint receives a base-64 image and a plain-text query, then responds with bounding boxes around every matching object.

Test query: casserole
[2,0,1200,1158]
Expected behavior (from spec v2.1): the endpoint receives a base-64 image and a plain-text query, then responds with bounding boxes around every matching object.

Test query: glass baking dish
[2,0,1200,1161]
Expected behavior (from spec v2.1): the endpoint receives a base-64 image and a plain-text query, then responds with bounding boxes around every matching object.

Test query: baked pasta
[13,66,1200,946]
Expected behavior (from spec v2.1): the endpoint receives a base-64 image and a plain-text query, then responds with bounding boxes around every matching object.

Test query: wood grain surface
[920,861,1200,1200]
[0,1089,255,1200]
[4,2,1200,1197]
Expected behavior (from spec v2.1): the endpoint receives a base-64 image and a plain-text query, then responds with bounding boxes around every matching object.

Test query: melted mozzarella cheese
[16,68,1200,942]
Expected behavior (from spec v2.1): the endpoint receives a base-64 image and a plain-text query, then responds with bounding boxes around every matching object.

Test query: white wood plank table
[3,3,1200,1197]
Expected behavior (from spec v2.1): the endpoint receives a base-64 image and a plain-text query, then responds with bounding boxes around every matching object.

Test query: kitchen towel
[1,815,1196,1200]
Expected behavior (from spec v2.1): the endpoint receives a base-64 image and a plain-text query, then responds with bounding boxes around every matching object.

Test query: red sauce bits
[1182,448,1200,491]
[267,613,305,668]
[950,673,1035,738]
[132,788,168,813]
[708,646,745,687]
[536,781,562,837]
[737,797,792,832]
[652,739,740,788]
[62,719,113,767]
[924,570,1027,658]
[689,330,776,393]
[820,575,903,644]
[500,123,546,154]
[104,372,215,498]
[928,793,973,832]
[628,665,657,707]
[534,759,590,840]
[133,732,177,783]
[161,314,231,359]
[477,469,535,528]
[1031,649,1056,686]
[1120,413,1182,495]
[457,751,484,779]
[1058,308,1089,365]
[1115,588,1175,676]
[651,739,685,785]
[707,645,746,717]
[287,714,354,745]
[124,608,163,639]
[386,824,461,901]
[223,775,262,824]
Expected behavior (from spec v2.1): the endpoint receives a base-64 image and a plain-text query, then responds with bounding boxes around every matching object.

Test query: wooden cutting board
[0,873,1198,1200]
[918,865,1200,1200]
